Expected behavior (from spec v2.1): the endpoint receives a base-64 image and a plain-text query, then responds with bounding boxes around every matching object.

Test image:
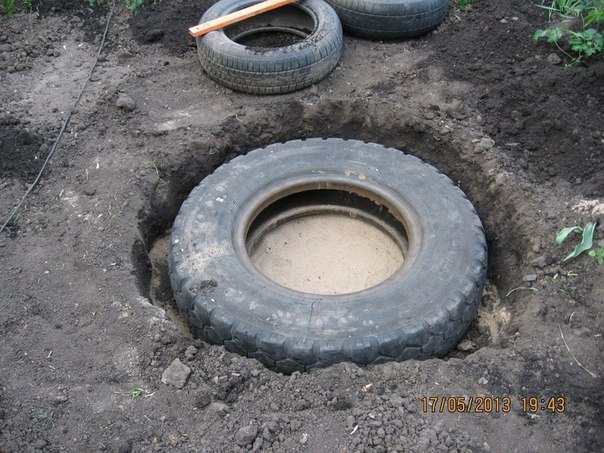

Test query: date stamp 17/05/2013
[421,396,566,415]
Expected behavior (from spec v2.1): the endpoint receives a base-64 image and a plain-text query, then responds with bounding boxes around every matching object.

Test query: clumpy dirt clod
[0,1,603,452]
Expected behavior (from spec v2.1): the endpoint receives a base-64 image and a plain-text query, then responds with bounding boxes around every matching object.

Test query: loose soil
[1,1,603,452]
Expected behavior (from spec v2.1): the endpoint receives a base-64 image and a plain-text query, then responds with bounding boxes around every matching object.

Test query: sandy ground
[251,213,404,294]
[0,1,603,452]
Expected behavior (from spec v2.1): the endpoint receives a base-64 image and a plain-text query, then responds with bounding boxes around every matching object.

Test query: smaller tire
[196,0,343,94]
[325,0,449,40]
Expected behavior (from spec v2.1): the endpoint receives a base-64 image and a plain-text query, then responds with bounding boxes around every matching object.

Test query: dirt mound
[424,1,604,196]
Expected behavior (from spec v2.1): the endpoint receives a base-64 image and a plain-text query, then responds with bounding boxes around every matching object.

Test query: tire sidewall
[170,139,487,369]
[325,0,450,39]
[197,0,342,63]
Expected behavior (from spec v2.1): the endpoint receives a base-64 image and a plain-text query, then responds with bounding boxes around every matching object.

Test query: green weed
[537,0,595,19]
[128,387,147,398]
[115,387,155,399]
[505,286,539,297]
[588,246,604,264]
[586,6,604,23]
[150,159,160,177]
[89,0,157,13]
[458,0,479,6]
[2,0,15,16]
[555,221,600,262]
[38,409,55,429]
[568,27,604,56]
[534,1,604,64]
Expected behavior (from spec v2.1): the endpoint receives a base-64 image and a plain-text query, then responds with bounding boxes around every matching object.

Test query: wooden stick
[189,0,298,38]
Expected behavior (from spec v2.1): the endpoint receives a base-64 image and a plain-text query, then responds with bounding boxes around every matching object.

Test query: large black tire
[196,0,343,94]
[169,139,487,373]
[324,0,449,40]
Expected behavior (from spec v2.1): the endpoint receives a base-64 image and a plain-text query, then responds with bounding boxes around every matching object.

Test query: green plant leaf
[128,387,147,398]
[534,27,566,43]
[563,222,596,261]
[534,29,549,42]
[588,246,604,264]
[569,28,604,56]
[585,7,604,26]
[555,226,581,245]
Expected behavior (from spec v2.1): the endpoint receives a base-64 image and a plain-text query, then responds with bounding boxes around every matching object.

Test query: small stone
[161,358,191,389]
[299,433,308,445]
[531,255,551,268]
[532,239,541,253]
[145,29,164,43]
[32,439,48,449]
[333,396,353,411]
[184,345,198,361]
[252,437,263,451]
[195,389,212,409]
[389,394,404,407]
[456,340,477,352]
[83,187,96,196]
[524,274,538,282]
[117,51,134,60]
[118,439,133,453]
[53,393,68,405]
[205,402,229,418]
[473,137,494,154]
[547,53,562,65]
[235,425,258,446]
[478,377,489,385]
[116,93,136,112]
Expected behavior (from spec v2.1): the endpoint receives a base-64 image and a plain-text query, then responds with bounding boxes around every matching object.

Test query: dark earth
[1,0,603,452]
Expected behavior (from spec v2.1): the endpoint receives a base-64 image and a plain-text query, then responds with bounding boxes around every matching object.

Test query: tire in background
[325,0,449,40]
[196,0,343,94]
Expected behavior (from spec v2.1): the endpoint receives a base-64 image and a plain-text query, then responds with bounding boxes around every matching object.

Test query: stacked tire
[325,0,449,39]
[196,0,343,94]
[195,0,449,93]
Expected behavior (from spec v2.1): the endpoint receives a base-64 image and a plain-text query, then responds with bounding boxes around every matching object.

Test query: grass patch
[1,0,15,16]
[1,0,38,16]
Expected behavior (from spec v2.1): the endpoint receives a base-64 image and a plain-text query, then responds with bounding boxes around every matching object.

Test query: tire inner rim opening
[225,5,315,48]
[246,189,408,295]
